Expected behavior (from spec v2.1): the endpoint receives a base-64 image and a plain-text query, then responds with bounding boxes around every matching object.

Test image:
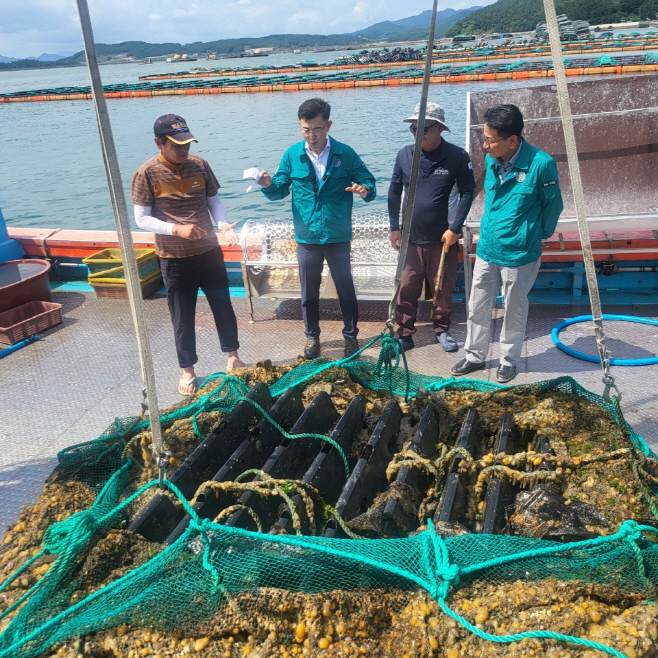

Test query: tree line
[446,0,658,35]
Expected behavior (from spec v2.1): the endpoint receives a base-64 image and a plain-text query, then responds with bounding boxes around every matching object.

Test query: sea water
[1,49,553,232]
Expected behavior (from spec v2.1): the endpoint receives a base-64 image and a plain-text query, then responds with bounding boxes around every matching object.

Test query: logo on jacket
[516,172,526,182]
[334,159,341,168]
[435,167,450,175]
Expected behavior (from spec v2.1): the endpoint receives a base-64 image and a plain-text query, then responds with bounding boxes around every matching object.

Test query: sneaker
[344,338,359,358]
[304,338,321,360]
[450,357,486,377]
[496,364,517,383]
[389,336,414,358]
[437,331,458,352]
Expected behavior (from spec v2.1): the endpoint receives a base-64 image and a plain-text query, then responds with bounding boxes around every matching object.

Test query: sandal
[178,374,198,396]
[227,357,245,372]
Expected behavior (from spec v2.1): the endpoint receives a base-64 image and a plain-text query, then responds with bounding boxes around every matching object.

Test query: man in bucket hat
[132,114,244,395]
[389,101,475,355]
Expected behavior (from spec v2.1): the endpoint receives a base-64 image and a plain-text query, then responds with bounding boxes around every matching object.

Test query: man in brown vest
[132,114,244,395]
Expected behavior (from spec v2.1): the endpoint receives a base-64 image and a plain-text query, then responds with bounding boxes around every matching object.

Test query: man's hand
[220,221,240,247]
[173,224,207,240]
[441,229,460,252]
[257,170,272,188]
[346,183,370,199]
[390,230,402,251]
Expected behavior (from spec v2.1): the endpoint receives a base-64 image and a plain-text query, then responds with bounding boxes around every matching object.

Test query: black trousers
[297,241,358,340]
[160,246,239,368]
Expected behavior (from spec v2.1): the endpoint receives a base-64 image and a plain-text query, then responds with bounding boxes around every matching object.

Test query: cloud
[1,0,493,59]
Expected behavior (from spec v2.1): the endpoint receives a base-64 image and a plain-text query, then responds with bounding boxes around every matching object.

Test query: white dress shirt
[305,136,331,181]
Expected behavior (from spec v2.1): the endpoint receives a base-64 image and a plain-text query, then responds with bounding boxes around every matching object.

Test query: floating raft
[4,54,658,103]
[139,36,658,81]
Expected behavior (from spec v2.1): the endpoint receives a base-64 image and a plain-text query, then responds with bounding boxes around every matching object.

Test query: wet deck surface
[1,289,657,531]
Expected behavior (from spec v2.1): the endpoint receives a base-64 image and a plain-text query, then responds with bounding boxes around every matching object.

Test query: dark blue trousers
[297,242,359,340]
[161,246,239,368]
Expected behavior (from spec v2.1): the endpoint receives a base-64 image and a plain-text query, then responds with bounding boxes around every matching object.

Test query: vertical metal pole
[388,0,439,327]
[463,91,473,308]
[76,0,167,472]
[542,0,617,399]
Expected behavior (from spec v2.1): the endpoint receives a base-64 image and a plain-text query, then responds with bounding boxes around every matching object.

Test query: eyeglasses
[301,124,328,136]
[409,123,438,135]
[483,135,508,146]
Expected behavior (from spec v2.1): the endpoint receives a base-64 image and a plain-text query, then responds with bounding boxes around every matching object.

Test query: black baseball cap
[153,114,197,144]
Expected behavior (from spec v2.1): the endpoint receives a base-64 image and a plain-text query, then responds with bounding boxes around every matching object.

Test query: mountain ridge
[0,7,480,71]
[446,0,657,35]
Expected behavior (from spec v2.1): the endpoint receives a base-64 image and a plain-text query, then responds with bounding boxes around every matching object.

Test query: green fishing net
[1,335,657,658]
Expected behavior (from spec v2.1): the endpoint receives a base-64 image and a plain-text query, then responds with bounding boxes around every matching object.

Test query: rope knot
[432,563,462,600]
[43,509,100,555]
[619,519,643,543]
[440,563,461,588]
[374,335,400,376]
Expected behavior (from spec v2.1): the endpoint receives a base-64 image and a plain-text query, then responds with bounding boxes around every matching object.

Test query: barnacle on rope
[192,470,323,536]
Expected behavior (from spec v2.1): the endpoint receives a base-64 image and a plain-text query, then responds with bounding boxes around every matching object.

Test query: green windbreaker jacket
[476,139,563,267]
[261,138,376,244]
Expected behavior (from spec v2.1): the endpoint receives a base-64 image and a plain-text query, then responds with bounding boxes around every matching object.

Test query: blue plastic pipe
[552,314,658,366]
[0,335,40,359]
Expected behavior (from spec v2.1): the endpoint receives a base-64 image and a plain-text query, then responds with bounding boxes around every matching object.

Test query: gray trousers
[464,257,541,367]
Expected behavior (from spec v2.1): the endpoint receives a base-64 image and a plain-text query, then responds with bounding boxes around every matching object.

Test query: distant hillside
[395,9,457,27]
[0,59,71,71]
[0,7,481,72]
[354,7,482,40]
[34,51,76,61]
[446,0,658,35]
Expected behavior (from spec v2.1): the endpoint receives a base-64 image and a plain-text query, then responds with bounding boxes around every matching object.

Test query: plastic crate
[87,255,160,283]
[83,248,157,275]
[0,301,63,345]
[90,269,163,299]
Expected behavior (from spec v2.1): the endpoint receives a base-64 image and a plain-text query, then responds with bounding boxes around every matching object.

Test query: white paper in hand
[242,167,261,193]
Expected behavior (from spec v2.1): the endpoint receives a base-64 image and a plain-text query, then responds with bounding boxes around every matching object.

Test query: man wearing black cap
[132,114,244,395]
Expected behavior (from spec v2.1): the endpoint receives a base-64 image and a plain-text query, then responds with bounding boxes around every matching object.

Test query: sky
[1,0,489,59]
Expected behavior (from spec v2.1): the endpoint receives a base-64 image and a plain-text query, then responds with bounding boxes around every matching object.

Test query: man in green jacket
[451,104,563,383]
[258,98,376,359]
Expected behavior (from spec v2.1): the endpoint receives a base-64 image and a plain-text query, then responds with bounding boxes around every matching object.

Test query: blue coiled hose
[552,314,658,366]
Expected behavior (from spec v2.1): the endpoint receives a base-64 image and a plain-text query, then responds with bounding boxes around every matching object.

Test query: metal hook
[602,373,621,403]
[157,452,172,488]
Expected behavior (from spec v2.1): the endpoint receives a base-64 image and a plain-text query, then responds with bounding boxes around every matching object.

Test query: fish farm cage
[2,355,658,658]
[5,54,658,102]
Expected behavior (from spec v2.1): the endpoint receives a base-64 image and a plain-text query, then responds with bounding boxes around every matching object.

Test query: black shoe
[450,358,485,377]
[496,364,517,383]
[344,338,359,358]
[389,336,414,358]
[304,338,321,360]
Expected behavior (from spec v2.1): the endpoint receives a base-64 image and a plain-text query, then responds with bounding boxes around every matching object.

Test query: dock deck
[1,290,657,531]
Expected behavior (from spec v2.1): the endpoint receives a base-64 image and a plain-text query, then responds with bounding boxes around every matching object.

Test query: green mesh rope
[500,59,528,71]
[4,469,656,658]
[596,54,618,66]
[3,358,658,658]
